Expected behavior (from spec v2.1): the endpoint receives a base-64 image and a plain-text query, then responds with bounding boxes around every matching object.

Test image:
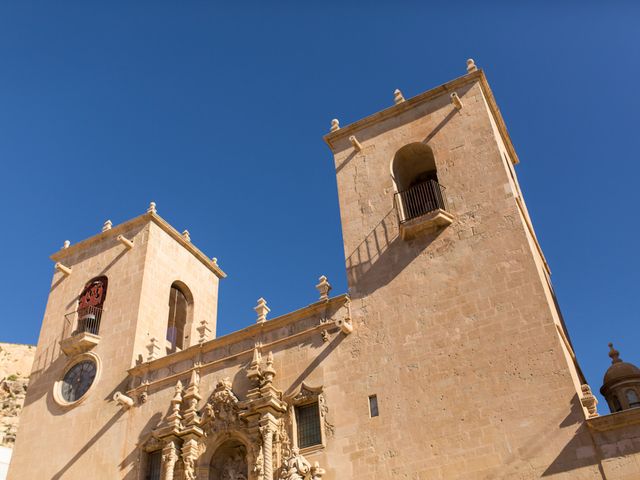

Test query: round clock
[55,355,100,406]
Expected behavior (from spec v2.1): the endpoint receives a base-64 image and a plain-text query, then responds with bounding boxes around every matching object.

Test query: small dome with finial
[601,342,640,413]
[603,343,640,385]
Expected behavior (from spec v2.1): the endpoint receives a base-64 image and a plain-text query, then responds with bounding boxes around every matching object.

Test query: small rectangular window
[369,395,379,417]
[146,450,162,480]
[295,402,322,448]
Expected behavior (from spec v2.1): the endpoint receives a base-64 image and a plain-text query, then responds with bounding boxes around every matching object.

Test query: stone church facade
[8,61,640,479]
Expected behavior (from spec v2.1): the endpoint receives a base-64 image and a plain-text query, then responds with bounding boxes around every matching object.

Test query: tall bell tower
[9,204,225,479]
[323,61,600,477]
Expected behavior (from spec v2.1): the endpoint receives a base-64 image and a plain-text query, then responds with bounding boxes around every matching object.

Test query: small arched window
[612,395,623,412]
[392,142,438,192]
[626,389,640,408]
[77,276,107,335]
[392,143,448,224]
[166,282,191,352]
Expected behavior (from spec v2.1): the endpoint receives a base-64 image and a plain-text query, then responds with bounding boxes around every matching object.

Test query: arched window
[77,276,107,335]
[166,282,192,352]
[612,395,623,412]
[626,389,640,408]
[392,142,438,192]
[392,143,448,224]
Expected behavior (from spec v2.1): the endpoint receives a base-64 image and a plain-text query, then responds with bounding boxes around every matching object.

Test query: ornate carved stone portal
[147,352,326,479]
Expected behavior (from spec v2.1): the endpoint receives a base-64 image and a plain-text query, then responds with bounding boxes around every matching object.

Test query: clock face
[60,360,97,402]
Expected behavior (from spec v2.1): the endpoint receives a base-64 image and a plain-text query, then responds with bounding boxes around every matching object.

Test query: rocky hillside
[0,343,34,448]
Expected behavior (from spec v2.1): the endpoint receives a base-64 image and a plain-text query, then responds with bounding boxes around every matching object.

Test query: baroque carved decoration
[289,383,334,440]
[279,448,325,480]
[145,358,327,480]
[201,377,243,433]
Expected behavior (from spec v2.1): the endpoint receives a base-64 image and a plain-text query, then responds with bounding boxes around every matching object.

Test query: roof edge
[323,69,520,165]
[49,212,227,279]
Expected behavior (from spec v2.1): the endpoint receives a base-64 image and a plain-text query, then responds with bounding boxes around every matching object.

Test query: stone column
[161,439,179,480]
[260,416,276,480]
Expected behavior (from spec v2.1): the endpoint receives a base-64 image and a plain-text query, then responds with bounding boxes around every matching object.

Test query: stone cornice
[587,408,640,432]
[49,212,226,279]
[323,69,520,165]
[127,294,349,379]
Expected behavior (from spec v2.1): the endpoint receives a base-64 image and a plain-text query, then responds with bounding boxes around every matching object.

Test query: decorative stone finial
[147,201,157,214]
[263,351,276,383]
[393,89,405,105]
[147,337,161,362]
[63,240,70,249]
[247,344,263,384]
[197,320,212,343]
[212,257,218,266]
[255,298,270,324]
[608,342,622,364]
[466,58,478,73]
[182,230,191,242]
[316,275,332,301]
[102,220,112,232]
[330,119,340,132]
[580,383,599,418]
[173,380,183,402]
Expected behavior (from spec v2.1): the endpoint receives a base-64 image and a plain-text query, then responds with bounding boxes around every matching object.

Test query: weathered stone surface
[0,344,34,448]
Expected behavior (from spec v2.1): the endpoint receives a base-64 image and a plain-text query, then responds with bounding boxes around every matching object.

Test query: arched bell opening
[166,280,194,353]
[391,142,438,193]
[391,142,448,224]
[76,276,108,335]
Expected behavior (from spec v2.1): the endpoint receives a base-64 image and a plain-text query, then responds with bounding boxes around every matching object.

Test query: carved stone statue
[222,452,248,480]
[280,447,311,480]
[183,456,196,480]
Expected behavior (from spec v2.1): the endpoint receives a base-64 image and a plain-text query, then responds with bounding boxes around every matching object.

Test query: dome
[603,361,640,385]
[601,343,640,391]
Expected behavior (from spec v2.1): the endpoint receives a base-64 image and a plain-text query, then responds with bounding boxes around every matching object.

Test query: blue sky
[0,2,638,408]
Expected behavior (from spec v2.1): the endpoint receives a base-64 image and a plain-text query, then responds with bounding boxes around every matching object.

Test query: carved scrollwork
[201,377,243,433]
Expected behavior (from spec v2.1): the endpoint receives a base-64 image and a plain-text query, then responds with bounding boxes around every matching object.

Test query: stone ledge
[399,209,454,240]
[587,408,640,432]
[59,332,101,357]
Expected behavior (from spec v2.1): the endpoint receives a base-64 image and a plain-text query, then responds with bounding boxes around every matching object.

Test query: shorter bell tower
[9,203,225,479]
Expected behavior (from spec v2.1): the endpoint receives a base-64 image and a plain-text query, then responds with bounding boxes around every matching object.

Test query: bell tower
[9,204,225,479]
[323,61,600,476]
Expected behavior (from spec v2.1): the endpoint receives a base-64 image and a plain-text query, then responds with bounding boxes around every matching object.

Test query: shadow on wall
[121,412,163,480]
[51,408,126,479]
[536,394,609,477]
[480,394,603,478]
[345,209,444,298]
[285,331,345,398]
[541,394,640,477]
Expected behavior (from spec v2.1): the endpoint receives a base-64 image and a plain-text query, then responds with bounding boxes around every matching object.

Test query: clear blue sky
[0,2,638,408]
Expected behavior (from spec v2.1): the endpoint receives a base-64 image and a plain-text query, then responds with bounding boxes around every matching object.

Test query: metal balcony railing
[394,179,448,223]
[64,305,103,336]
